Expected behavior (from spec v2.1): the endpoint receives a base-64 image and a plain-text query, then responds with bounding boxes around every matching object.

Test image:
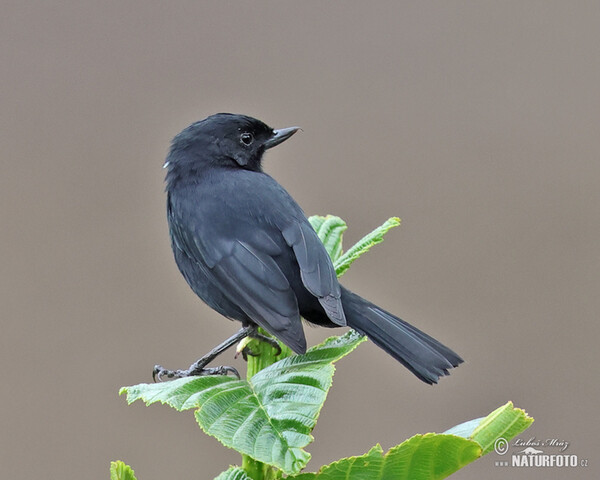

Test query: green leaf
[214,467,254,480]
[334,217,401,277]
[110,461,137,480]
[120,331,366,475]
[444,402,533,455]
[288,402,533,480]
[289,436,480,480]
[468,401,534,454]
[308,215,348,262]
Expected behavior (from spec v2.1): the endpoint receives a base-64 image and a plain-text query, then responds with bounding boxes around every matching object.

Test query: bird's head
[164,113,299,184]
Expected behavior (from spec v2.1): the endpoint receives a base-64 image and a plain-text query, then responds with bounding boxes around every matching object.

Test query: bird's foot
[248,330,282,356]
[153,363,240,382]
[151,326,280,382]
[152,327,253,382]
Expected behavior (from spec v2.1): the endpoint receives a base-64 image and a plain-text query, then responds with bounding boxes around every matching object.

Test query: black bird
[156,113,463,384]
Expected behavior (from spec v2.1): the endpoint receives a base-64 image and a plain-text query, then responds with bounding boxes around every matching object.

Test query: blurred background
[1,2,598,479]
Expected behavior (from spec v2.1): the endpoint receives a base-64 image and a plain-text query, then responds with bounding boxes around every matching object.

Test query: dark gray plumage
[163,113,462,383]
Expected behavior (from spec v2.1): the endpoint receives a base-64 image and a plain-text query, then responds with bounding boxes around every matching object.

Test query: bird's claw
[260,336,282,356]
[188,364,240,378]
[153,364,182,382]
[152,363,240,382]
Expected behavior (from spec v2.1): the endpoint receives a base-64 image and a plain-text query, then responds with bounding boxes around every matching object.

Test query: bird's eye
[240,132,254,146]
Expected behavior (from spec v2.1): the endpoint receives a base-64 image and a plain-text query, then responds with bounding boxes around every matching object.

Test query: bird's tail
[341,286,463,384]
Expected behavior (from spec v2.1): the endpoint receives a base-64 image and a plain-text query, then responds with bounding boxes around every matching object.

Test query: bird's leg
[153,327,252,382]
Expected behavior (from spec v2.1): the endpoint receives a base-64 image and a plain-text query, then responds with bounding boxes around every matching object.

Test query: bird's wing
[281,220,346,326]
[236,173,345,326]
[169,195,307,354]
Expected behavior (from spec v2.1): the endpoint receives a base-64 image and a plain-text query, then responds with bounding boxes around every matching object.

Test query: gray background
[2,2,598,479]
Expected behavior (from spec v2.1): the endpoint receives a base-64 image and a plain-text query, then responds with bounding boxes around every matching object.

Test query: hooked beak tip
[264,126,301,149]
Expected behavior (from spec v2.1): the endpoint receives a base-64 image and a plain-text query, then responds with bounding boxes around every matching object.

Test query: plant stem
[241,330,290,480]
[241,455,270,480]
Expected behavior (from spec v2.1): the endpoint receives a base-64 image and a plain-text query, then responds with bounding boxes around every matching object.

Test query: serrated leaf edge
[334,217,401,276]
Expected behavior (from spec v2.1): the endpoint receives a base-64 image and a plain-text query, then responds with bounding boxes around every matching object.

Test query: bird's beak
[264,126,301,149]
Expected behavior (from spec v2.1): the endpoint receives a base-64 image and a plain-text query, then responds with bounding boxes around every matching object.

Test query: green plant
[116,215,533,479]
